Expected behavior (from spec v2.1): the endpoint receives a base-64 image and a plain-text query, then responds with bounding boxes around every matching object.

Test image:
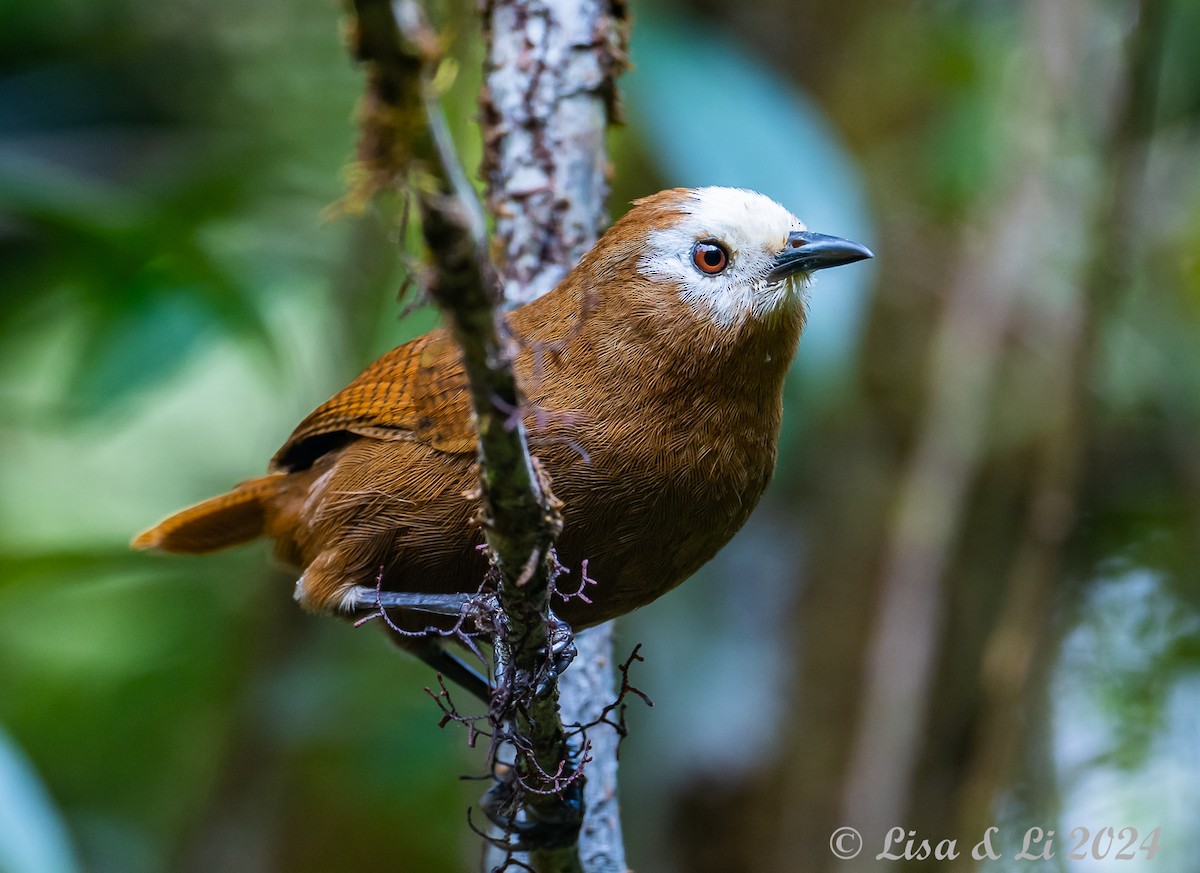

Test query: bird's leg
[405,636,492,704]
[345,585,498,616]
[346,584,498,702]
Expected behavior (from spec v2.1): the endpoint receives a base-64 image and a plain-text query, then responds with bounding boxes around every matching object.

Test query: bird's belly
[550,453,773,627]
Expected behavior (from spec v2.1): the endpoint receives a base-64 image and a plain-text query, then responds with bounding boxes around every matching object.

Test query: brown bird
[134,187,871,689]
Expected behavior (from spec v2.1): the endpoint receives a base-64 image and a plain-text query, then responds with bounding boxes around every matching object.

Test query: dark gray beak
[768,230,874,281]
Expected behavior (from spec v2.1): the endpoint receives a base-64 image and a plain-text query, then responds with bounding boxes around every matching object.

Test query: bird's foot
[534,611,577,697]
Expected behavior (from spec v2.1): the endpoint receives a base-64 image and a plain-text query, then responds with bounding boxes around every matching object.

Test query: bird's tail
[132,473,284,554]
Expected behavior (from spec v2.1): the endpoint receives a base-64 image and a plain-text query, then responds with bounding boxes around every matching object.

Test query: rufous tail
[131,473,284,554]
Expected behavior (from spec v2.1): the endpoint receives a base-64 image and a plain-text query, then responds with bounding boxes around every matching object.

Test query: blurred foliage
[2,0,1199,872]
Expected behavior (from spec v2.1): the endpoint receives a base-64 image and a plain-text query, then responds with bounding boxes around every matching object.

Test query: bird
[133,187,872,691]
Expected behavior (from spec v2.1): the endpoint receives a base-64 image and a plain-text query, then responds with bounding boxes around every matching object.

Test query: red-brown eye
[691,241,729,275]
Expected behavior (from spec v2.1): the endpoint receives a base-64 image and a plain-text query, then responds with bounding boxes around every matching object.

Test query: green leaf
[66,293,216,420]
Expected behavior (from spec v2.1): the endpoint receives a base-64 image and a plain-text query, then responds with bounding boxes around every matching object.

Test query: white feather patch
[638,187,809,327]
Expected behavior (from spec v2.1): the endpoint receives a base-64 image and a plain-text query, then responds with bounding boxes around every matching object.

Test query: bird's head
[625,187,873,329]
[539,187,873,387]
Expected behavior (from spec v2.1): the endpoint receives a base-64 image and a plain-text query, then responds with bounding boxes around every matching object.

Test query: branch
[481,0,628,306]
[347,1,579,869]
[555,626,624,873]
[480,1,630,870]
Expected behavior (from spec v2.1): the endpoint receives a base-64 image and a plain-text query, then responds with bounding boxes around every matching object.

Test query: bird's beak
[768,230,874,281]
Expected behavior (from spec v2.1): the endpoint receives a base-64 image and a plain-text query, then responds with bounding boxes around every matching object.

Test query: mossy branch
[345,0,581,869]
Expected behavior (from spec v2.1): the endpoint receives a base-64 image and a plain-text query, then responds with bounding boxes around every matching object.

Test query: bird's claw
[533,612,577,697]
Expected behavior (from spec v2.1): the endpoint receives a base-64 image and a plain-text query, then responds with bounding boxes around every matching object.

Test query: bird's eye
[691,241,730,275]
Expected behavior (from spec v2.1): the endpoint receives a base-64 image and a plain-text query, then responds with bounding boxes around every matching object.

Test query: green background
[2,0,1199,870]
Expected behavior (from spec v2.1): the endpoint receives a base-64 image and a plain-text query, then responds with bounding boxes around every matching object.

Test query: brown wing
[270,327,477,471]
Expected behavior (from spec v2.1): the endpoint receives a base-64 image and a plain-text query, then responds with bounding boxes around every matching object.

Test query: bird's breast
[537,379,783,626]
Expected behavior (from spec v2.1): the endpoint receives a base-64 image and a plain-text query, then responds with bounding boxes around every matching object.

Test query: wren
[134,188,872,685]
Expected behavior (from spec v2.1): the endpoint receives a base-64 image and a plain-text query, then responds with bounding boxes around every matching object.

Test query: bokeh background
[3,0,1199,871]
